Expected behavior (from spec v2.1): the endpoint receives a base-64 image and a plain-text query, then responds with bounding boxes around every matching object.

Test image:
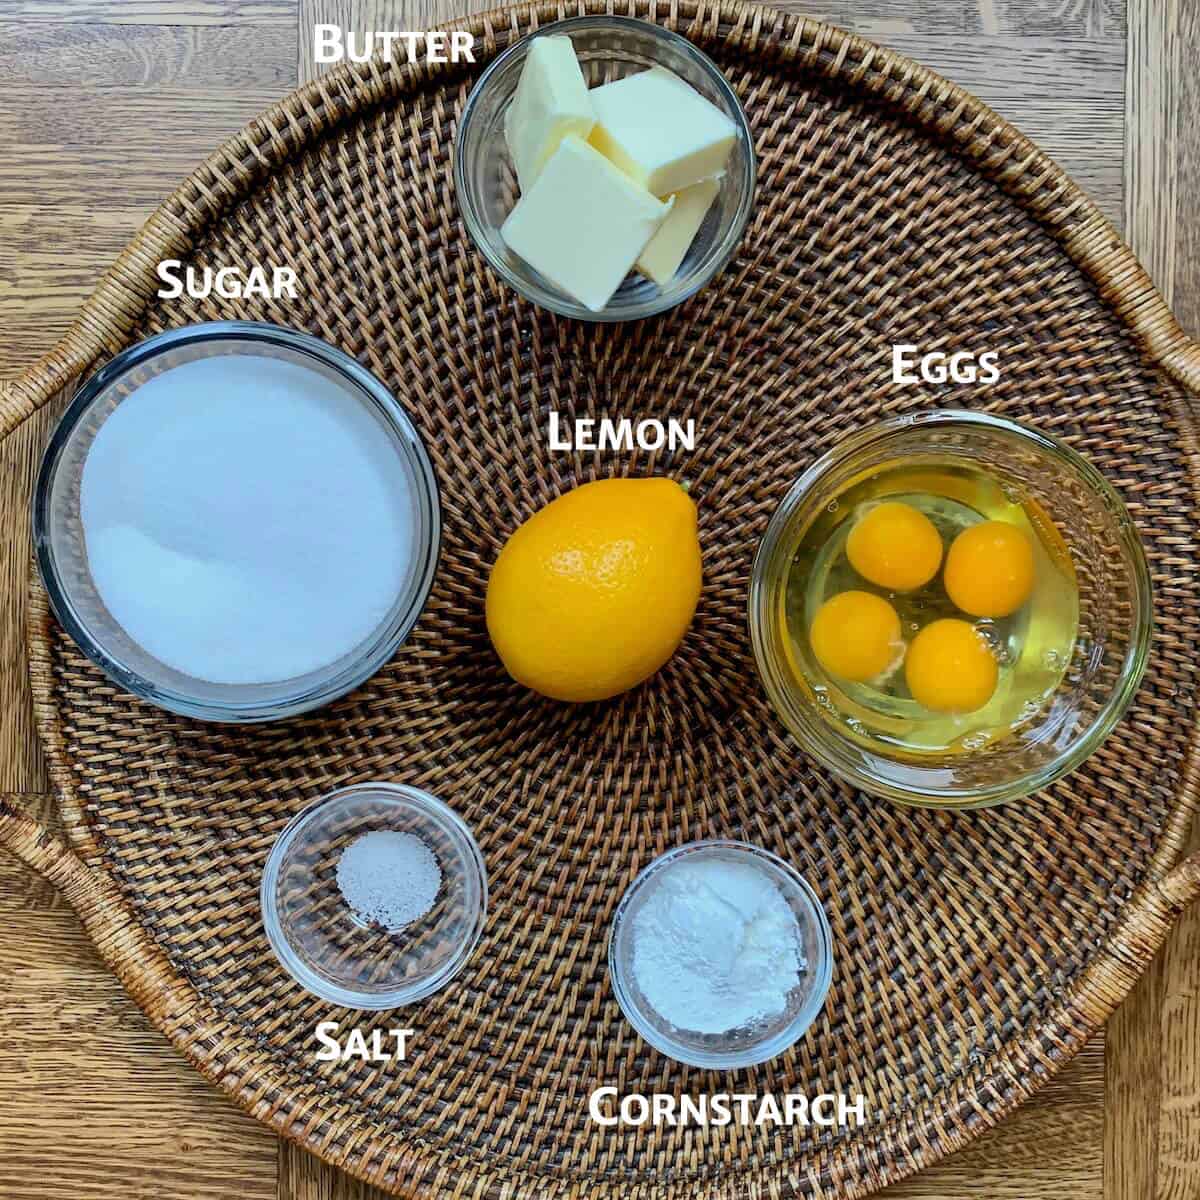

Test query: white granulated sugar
[80,354,414,685]
[631,856,803,1035]
[336,830,442,929]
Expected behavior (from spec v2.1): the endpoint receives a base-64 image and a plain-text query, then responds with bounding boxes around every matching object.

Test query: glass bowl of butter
[455,15,756,322]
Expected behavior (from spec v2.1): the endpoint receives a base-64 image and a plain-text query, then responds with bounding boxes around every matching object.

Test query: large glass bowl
[33,321,441,723]
[454,15,756,322]
[749,410,1154,809]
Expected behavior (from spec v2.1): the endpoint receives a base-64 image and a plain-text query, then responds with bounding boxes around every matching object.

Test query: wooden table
[1,2,1197,1197]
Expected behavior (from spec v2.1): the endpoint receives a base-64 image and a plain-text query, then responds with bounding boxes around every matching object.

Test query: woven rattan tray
[3,2,1200,1197]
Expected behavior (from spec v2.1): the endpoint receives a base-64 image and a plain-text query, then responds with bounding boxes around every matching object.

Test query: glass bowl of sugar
[33,321,440,722]
[608,840,834,1069]
[261,783,488,1008]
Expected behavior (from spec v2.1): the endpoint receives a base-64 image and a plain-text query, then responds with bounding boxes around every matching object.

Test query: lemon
[486,477,702,702]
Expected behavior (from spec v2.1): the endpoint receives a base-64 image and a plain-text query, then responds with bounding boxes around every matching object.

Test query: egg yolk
[810,590,902,682]
[846,501,942,592]
[944,520,1035,618]
[905,618,998,713]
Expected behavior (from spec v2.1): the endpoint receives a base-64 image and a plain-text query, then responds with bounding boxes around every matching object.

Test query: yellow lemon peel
[486,477,701,702]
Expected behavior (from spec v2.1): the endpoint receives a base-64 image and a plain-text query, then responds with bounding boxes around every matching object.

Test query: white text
[314,26,475,65]
[587,1087,867,1127]
[314,1022,415,1063]
[548,411,697,453]
[892,344,1000,385]
[156,261,298,301]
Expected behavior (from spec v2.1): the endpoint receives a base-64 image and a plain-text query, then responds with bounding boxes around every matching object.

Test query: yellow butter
[503,35,595,192]
[589,67,736,197]
[500,135,672,312]
[637,175,722,285]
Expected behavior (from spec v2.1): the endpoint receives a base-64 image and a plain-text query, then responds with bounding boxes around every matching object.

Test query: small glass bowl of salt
[261,783,487,1008]
[608,840,833,1069]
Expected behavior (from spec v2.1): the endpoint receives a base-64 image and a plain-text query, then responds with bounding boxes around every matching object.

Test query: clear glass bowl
[454,15,756,322]
[750,410,1154,809]
[261,783,488,1008]
[33,321,441,723]
[608,840,833,1069]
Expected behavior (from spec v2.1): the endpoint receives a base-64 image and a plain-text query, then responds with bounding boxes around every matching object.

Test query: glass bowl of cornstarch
[261,783,488,1007]
[609,840,833,1068]
[34,321,440,722]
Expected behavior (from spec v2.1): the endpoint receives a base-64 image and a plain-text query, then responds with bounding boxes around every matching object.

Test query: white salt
[631,856,803,1035]
[80,354,415,684]
[336,830,441,929]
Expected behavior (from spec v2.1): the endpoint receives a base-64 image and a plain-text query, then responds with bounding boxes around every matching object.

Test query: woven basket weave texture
[9,3,1200,1198]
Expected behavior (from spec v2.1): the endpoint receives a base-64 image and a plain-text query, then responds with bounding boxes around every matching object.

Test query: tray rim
[3,1,1200,1196]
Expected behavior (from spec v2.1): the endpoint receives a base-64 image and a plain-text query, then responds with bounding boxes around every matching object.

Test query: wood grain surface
[1107,7,1200,1200]
[0,1,1196,1198]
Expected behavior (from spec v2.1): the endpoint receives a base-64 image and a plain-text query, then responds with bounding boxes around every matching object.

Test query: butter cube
[589,67,736,197]
[501,135,672,312]
[504,35,595,192]
[637,176,722,285]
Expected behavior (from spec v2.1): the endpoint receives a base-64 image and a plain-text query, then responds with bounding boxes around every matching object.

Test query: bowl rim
[31,319,443,724]
[608,838,834,1068]
[260,782,489,1009]
[748,408,1156,809]
[453,13,758,323]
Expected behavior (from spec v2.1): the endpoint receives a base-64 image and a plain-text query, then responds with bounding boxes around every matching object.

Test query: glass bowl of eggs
[749,410,1153,809]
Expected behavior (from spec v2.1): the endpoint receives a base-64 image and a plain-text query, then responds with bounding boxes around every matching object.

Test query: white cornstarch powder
[336,831,441,929]
[80,354,415,685]
[631,856,803,1035]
